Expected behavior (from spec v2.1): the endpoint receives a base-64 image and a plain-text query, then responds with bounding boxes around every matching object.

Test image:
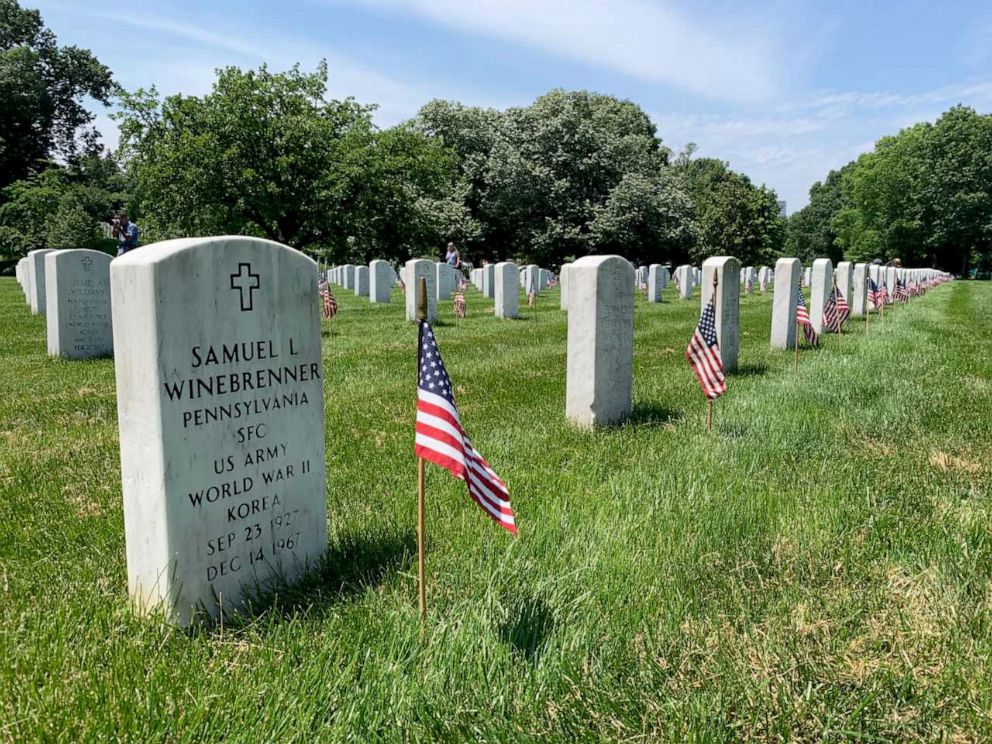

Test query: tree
[0,156,124,262]
[588,171,697,264]
[0,0,114,190]
[116,63,456,262]
[676,156,785,266]
[413,89,694,266]
[807,106,992,273]
[785,166,848,264]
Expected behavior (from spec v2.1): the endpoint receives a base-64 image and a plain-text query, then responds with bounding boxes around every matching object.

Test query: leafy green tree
[116,63,456,262]
[785,166,848,264]
[806,106,992,273]
[0,0,114,190]
[676,155,785,266]
[588,171,697,264]
[414,89,694,266]
[0,158,123,261]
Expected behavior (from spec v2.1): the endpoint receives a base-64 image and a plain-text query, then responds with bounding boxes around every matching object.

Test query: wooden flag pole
[416,276,428,623]
[708,269,718,432]
[794,320,800,371]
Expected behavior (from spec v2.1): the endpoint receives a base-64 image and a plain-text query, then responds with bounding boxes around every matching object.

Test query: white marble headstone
[771,258,801,350]
[566,255,634,428]
[27,249,55,315]
[369,260,393,303]
[404,259,437,322]
[45,249,113,359]
[494,262,519,319]
[701,257,740,370]
[111,236,328,626]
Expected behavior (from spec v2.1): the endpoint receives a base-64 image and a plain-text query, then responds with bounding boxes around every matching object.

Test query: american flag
[796,288,819,347]
[895,279,910,302]
[458,275,468,291]
[745,273,754,293]
[318,278,337,319]
[685,300,727,400]
[453,291,466,317]
[528,289,536,307]
[823,287,850,332]
[867,276,881,309]
[880,280,891,305]
[414,321,516,534]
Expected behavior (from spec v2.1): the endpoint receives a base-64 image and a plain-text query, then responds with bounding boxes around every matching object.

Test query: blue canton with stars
[698,301,719,347]
[418,321,456,405]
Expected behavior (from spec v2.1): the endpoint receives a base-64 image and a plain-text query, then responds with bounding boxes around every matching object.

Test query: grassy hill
[1,277,990,741]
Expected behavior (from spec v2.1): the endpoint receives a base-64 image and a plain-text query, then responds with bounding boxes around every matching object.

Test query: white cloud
[331,0,786,103]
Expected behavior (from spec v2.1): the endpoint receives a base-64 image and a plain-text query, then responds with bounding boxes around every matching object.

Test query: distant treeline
[2,0,989,275]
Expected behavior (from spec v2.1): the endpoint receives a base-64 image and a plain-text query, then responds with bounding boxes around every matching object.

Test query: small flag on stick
[453,291,466,318]
[823,286,850,333]
[686,299,727,401]
[415,321,517,535]
[318,278,337,319]
[796,289,818,347]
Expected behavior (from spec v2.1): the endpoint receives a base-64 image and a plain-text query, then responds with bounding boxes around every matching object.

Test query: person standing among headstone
[445,241,461,269]
[113,213,140,256]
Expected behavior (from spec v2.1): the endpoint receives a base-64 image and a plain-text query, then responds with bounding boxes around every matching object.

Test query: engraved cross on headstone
[81,256,93,272]
[230,262,260,312]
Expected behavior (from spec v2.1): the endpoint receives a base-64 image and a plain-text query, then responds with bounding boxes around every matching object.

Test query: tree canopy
[0,0,114,190]
[789,106,992,274]
[115,63,456,263]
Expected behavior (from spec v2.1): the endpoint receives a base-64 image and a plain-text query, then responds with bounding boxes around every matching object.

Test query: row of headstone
[770,259,950,348]
[566,253,951,429]
[9,240,950,628]
[13,248,114,359]
[565,255,743,428]
[326,261,398,303]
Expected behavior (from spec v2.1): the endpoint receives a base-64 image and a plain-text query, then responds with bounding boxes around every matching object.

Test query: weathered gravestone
[566,255,634,428]
[885,266,897,299]
[647,263,666,303]
[481,264,495,299]
[675,264,693,299]
[341,265,355,291]
[850,263,869,317]
[28,249,55,315]
[701,256,740,370]
[405,259,437,322]
[743,266,756,293]
[524,265,541,295]
[45,249,113,359]
[369,260,393,303]
[835,262,853,312]
[494,262,519,319]
[868,264,883,310]
[354,266,369,297]
[559,263,573,311]
[111,236,327,625]
[770,257,801,350]
[435,262,454,301]
[810,258,834,334]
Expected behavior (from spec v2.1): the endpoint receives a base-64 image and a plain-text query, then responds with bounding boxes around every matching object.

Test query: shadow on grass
[729,362,768,378]
[230,528,416,627]
[497,594,555,662]
[626,402,683,428]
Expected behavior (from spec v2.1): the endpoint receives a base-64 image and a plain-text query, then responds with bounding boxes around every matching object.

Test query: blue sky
[32,0,992,210]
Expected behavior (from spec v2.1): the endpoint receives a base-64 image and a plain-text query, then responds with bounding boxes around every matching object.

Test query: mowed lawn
[1,274,991,742]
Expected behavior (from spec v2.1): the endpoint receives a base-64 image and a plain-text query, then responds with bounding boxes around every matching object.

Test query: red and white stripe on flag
[414,321,516,534]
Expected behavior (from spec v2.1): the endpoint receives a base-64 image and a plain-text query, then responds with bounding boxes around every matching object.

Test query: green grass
[2,276,991,742]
